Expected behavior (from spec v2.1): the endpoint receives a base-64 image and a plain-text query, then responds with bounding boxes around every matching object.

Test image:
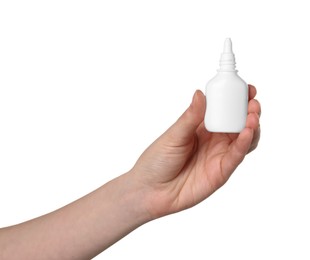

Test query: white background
[0,1,309,259]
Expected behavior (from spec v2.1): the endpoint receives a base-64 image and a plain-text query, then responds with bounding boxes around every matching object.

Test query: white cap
[218,38,236,72]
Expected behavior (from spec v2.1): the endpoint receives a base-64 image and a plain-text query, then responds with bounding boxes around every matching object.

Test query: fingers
[246,111,260,129]
[164,90,206,143]
[247,86,261,153]
[249,126,260,153]
[221,83,261,176]
[248,99,261,117]
[221,128,254,177]
[248,84,257,100]
[246,103,260,151]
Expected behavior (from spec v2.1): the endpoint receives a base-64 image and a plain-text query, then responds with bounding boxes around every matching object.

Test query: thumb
[164,90,206,143]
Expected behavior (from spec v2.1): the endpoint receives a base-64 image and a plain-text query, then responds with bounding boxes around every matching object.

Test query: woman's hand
[131,85,261,219]
[0,85,260,259]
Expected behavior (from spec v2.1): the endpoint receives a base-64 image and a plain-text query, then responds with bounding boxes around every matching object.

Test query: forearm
[0,172,150,260]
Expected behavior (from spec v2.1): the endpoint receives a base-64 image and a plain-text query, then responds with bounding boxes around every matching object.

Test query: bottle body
[204,71,248,133]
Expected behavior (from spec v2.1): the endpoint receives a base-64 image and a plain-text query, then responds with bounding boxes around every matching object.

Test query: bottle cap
[218,38,237,72]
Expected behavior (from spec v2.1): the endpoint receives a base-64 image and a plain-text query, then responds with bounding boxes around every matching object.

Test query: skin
[0,85,261,259]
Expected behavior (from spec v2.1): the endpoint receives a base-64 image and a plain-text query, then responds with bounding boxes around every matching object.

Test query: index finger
[248,84,257,100]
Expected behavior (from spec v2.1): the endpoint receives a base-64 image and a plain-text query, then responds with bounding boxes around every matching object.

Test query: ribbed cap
[218,38,236,72]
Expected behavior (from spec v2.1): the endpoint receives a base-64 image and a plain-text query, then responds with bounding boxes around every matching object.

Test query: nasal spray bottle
[204,38,248,133]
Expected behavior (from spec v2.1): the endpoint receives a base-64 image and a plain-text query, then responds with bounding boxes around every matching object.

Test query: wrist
[125,168,174,222]
[117,171,154,225]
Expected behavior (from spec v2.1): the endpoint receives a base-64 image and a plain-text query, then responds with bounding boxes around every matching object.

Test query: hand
[0,85,260,259]
[131,85,261,219]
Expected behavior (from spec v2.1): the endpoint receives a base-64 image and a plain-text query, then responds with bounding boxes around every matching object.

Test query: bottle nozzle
[219,38,236,72]
[224,38,232,53]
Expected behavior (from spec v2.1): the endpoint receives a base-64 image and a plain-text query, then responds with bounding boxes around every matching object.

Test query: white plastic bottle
[204,38,248,133]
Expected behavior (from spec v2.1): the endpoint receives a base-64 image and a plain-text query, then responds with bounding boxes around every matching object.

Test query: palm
[174,129,241,211]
